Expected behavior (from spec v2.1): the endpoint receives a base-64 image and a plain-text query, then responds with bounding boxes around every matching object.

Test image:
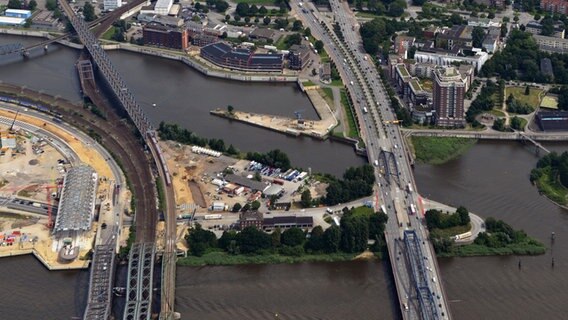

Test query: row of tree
[235,2,286,17]
[245,149,291,171]
[158,121,239,155]
[322,165,375,205]
[425,207,470,231]
[186,206,388,257]
[466,80,499,124]
[506,93,533,114]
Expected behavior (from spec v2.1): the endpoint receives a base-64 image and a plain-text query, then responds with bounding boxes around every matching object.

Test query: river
[1,34,568,320]
[0,35,366,176]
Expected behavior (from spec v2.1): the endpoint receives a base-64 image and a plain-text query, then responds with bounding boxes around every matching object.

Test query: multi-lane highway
[291,1,451,319]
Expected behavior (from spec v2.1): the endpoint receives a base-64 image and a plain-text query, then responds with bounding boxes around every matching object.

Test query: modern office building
[433,66,466,127]
[154,0,173,15]
[200,42,284,72]
[143,22,189,50]
[103,0,122,11]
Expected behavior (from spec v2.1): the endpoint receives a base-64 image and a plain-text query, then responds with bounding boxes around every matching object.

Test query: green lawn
[506,86,544,109]
[411,136,477,165]
[319,88,335,110]
[340,89,359,139]
[101,26,117,40]
[351,206,374,217]
[534,167,568,205]
[488,109,505,117]
[302,80,316,87]
[517,117,528,130]
[431,223,471,239]
[331,79,344,87]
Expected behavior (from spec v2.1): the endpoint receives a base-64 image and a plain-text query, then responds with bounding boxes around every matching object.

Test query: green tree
[303,27,311,37]
[235,2,250,16]
[525,85,530,95]
[219,230,238,251]
[263,17,271,25]
[456,206,470,225]
[241,203,251,212]
[227,144,238,155]
[24,18,32,28]
[215,0,229,12]
[232,203,242,212]
[472,26,486,48]
[28,0,37,10]
[322,225,341,253]
[281,227,305,246]
[225,14,231,22]
[253,171,262,182]
[237,226,271,254]
[186,224,218,256]
[305,226,324,252]
[259,5,268,15]
[271,228,282,247]
[369,211,388,239]
[46,0,57,10]
[7,0,21,8]
[300,189,312,208]
[314,40,324,52]
[292,20,303,31]
[83,2,96,22]
[227,105,234,113]
[251,200,261,211]
[510,116,523,130]
[340,214,369,253]
[492,118,506,131]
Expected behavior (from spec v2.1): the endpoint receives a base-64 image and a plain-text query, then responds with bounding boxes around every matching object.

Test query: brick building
[541,0,568,15]
[143,22,188,50]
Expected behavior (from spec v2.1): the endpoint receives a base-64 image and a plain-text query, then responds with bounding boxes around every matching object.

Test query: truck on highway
[204,214,222,220]
[350,81,354,86]
[407,183,413,193]
[373,160,379,166]
[409,204,416,215]
[380,204,387,214]
[363,107,368,113]
[32,202,41,208]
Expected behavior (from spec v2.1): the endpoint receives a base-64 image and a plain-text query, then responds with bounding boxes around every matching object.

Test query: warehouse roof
[53,166,98,233]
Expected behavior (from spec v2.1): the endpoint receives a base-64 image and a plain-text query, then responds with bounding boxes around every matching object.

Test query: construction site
[0,110,124,270]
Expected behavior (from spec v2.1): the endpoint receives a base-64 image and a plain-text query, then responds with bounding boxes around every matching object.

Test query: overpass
[58,0,178,319]
[403,129,556,154]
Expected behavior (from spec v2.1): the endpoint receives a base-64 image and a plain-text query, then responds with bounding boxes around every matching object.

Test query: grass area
[534,167,568,205]
[177,251,360,266]
[302,80,316,87]
[319,88,335,111]
[438,241,546,257]
[517,117,528,130]
[330,79,344,87]
[351,206,374,217]
[319,49,330,63]
[488,109,506,117]
[410,136,477,165]
[0,212,27,220]
[431,223,471,239]
[541,95,558,109]
[491,92,502,109]
[419,78,433,92]
[506,86,544,109]
[340,89,359,139]
[17,189,32,197]
[101,26,117,41]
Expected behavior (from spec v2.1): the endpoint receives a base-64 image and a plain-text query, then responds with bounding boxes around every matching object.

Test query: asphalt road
[291,2,451,318]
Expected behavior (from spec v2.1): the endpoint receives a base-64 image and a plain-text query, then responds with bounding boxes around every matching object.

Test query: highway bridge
[57,1,178,319]
[291,1,451,318]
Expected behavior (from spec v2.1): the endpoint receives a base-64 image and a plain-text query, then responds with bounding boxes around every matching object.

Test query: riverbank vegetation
[410,136,477,165]
[158,121,239,155]
[178,206,388,266]
[530,151,568,206]
[427,207,546,257]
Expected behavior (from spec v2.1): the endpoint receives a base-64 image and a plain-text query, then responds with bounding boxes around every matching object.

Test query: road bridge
[292,0,452,318]
[84,227,118,320]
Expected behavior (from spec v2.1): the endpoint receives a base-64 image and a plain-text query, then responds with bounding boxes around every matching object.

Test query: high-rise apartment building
[433,67,466,127]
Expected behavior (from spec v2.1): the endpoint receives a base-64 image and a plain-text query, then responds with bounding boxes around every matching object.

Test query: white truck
[204,214,222,220]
